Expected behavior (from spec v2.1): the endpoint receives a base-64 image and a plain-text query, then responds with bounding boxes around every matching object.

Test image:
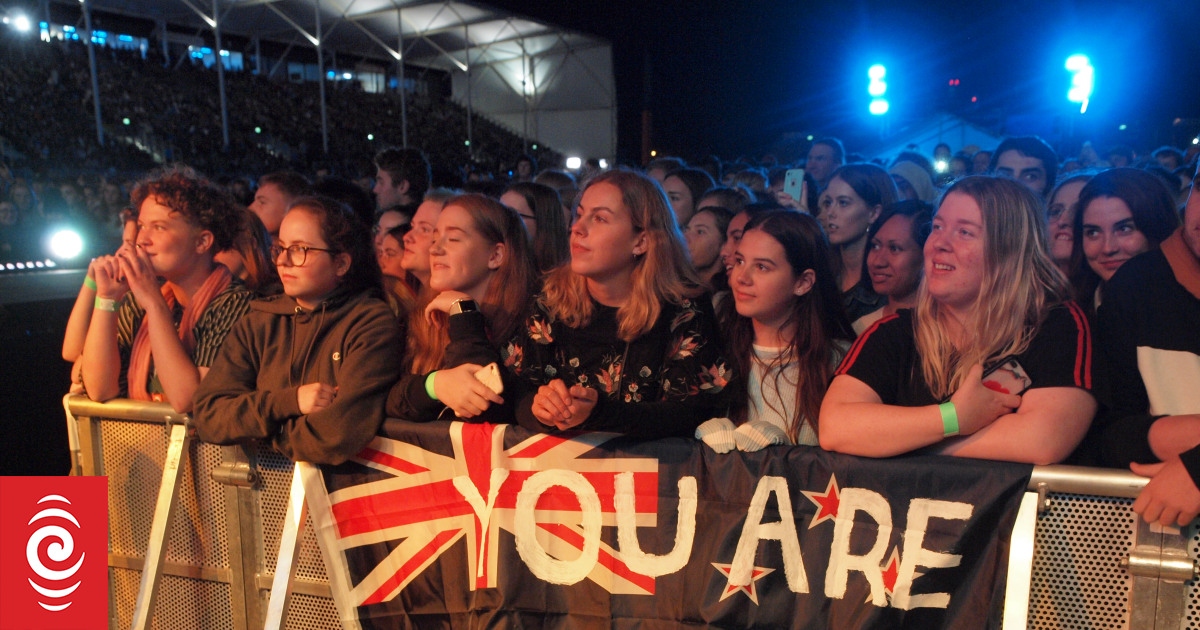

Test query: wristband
[83,276,97,291]
[939,402,959,437]
[425,371,438,400]
[94,297,119,312]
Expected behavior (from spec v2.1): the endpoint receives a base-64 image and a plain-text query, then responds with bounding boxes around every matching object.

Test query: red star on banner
[881,547,901,594]
[712,563,774,604]
[801,475,840,529]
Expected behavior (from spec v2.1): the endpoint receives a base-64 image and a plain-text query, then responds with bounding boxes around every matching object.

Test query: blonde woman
[820,176,1097,465]
[502,170,730,439]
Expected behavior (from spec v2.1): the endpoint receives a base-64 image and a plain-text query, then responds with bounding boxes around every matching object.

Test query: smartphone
[783,169,805,202]
[981,356,1032,396]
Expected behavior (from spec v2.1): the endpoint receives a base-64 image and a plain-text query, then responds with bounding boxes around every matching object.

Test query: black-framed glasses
[271,244,336,266]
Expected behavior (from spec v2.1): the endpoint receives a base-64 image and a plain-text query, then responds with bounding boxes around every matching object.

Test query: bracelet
[83,276,97,291]
[939,402,959,437]
[94,297,119,312]
[425,371,438,401]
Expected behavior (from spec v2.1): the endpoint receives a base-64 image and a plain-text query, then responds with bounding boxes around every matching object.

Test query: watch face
[452,299,478,315]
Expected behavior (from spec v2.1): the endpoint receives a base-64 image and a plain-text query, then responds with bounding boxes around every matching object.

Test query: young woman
[385,194,537,422]
[662,168,716,228]
[193,196,402,465]
[215,208,277,293]
[700,211,853,450]
[1046,173,1093,276]
[1069,168,1179,314]
[820,176,1097,465]
[823,164,898,321]
[501,170,730,439]
[500,181,569,274]
[683,205,734,292]
[81,167,251,413]
[852,200,933,335]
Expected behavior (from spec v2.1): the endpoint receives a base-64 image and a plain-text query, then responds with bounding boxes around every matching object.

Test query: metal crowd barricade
[65,395,1200,629]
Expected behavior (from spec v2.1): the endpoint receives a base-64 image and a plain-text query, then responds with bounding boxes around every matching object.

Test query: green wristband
[425,371,438,401]
[83,276,97,291]
[939,402,959,437]
[94,296,119,312]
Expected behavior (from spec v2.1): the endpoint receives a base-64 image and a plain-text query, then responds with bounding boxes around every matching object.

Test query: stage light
[13,15,31,32]
[599,159,609,169]
[934,159,948,173]
[531,144,538,150]
[566,157,582,170]
[48,229,84,260]
[1066,54,1093,114]
[868,64,888,116]
[367,134,374,140]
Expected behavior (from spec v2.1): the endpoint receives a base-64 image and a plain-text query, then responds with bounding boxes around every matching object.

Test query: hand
[297,382,337,414]
[117,247,162,306]
[1131,459,1200,527]
[425,290,473,323]
[91,255,128,301]
[531,380,598,430]
[948,364,1021,435]
[433,363,504,418]
[733,420,790,452]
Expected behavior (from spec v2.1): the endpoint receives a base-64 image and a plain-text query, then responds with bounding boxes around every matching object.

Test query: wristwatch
[449,298,479,316]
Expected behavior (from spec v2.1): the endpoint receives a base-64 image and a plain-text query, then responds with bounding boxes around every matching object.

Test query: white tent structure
[866,112,1005,163]
[46,0,616,160]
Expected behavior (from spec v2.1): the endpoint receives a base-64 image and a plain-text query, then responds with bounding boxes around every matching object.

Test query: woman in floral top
[501,169,730,439]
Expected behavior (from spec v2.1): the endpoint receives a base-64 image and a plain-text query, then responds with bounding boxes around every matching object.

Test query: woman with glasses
[81,167,252,413]
[194,196,403,465]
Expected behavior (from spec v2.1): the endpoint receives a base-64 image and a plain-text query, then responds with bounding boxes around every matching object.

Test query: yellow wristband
[939,402,959,437]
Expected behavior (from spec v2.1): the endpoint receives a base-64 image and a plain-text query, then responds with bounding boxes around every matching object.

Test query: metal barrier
[64,395,1199,629]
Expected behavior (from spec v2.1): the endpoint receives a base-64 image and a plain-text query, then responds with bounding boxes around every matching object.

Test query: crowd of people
[47,127,1200,530]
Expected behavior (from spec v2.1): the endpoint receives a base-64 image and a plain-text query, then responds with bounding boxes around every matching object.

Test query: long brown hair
[408,194,537,373]
[539,169,701,342]
[721,211,853,442]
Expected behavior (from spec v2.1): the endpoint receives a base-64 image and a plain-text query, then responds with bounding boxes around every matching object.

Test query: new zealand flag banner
[302,419,1032,629]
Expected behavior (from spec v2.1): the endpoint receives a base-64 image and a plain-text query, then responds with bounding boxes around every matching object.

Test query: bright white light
[342,72,352,80]
[934,159,948,173]
[868,80,887,97]
[869,98,889,115]
[1193,137,1199,145]
[49,229,84,259]
[868,64,886,80]
[1065,54,1090,71]
[566,157,582,170]
[367,134,374,140]
[13,15,32,32]
[599,159,609,169]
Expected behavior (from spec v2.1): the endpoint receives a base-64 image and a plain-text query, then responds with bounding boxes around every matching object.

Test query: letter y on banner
[0,476,108,630]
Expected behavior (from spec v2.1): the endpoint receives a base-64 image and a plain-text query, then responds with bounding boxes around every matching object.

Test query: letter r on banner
[0,476,108,630]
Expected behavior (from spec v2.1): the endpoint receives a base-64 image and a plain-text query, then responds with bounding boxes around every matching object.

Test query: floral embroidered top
[501,294,731,439]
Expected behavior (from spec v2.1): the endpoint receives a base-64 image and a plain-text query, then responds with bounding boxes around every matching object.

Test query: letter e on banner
[0,476,108,630]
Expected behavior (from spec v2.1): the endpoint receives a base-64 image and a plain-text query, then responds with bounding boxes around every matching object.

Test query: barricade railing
[64,395,1199,629]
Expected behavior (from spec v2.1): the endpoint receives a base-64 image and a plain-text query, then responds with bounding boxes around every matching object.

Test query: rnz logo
[27,494,87,611]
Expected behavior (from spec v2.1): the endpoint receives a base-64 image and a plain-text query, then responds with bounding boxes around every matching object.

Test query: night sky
[487,0,1200,164]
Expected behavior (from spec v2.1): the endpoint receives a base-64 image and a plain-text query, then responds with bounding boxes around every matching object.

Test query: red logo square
[0,476,108,630]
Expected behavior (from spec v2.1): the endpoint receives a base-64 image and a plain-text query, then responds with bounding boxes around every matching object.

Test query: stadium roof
[57,0,617,158]
[63,0,607,72]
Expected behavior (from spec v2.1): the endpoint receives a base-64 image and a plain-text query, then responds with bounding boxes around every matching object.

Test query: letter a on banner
[0,476,108,630]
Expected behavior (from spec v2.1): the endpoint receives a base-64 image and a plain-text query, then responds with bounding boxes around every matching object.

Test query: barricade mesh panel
[1028,492,1134,629]
[1188,527,1200,629]
[284,592,343,629]
[256,446,330,582]
[101,419,229,569]
[111,567,234,630]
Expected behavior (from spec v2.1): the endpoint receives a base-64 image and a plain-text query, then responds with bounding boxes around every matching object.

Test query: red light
[971,96,977,103]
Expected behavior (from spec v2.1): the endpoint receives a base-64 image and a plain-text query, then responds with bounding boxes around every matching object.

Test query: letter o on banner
[513,470,602,584]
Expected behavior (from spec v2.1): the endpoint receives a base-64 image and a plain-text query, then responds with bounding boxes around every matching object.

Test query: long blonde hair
[540,169,701,342]
[915,176,1071,398]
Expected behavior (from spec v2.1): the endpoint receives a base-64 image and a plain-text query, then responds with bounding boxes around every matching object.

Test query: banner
[305,420,1032,629]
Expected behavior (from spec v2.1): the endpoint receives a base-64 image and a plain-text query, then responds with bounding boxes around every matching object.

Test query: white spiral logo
[26,494,86,612]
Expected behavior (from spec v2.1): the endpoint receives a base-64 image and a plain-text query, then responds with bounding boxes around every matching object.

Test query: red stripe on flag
[360,528,462,606]
[536,523,656,593]
[496,471,658,513]
[357,447,429,474]
[507,433,570,459]
[332,480,471,537]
